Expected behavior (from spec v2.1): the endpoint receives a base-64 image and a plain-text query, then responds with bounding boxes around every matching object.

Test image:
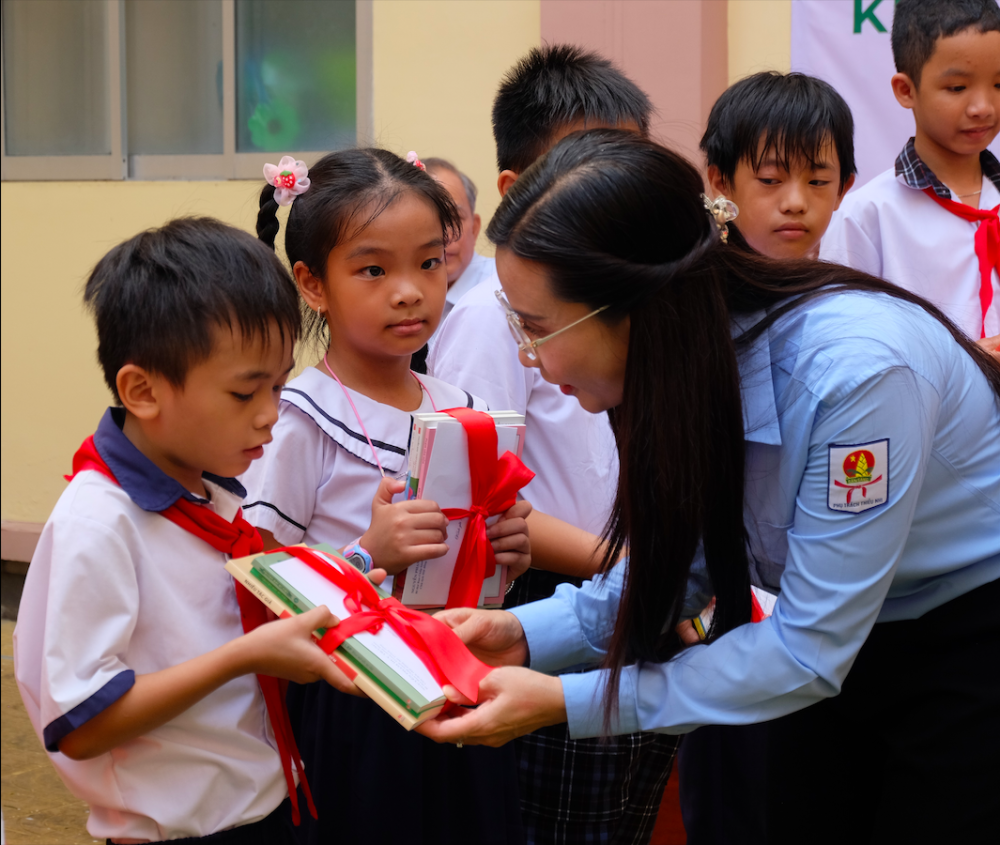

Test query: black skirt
[765,577,1000,844]
[286,681,524,845]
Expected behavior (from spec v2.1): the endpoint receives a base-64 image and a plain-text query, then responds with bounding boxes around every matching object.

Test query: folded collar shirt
[512,291,1000,738]
[820,138,1000,339]
[241,367,482,565]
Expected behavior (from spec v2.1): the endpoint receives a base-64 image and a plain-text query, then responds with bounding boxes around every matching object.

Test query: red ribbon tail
[444,513,491,610]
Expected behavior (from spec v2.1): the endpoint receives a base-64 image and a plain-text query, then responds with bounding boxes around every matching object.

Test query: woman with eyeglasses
[418,130,1000,843]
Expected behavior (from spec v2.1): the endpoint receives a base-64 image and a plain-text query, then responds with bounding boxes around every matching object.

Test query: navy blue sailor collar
[280,367,475,474]
[92,407,247,512]
[732,310,782,446]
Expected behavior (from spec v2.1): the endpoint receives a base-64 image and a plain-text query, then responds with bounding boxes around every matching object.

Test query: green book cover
[250,546,443,715]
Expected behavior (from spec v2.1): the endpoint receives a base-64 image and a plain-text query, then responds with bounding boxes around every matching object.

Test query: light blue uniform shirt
[511,291,1000,738]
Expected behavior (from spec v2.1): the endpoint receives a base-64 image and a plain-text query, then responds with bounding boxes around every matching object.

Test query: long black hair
[486,129,1000,726]
[257,148,461,344]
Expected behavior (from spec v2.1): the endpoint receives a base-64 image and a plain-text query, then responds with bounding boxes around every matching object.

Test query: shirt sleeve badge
[827,439,889,514]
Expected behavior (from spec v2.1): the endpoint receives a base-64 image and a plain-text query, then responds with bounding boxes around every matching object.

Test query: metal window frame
[2,0,373,182]
[1,0,126,180]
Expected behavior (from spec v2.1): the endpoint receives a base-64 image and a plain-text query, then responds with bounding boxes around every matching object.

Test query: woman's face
[496,248,629,413]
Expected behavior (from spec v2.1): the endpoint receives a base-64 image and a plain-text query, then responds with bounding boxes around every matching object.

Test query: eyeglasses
[494,290,608,362]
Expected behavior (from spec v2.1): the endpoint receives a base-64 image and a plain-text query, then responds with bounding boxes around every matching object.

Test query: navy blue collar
[92,407,246,512]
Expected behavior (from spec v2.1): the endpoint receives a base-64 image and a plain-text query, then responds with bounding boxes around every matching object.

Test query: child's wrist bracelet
[344,542,373,575]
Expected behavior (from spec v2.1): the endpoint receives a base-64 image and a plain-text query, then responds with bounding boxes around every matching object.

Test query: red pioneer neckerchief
[923,187,999,339]
[66,436,316,825]
[437,407,535,609]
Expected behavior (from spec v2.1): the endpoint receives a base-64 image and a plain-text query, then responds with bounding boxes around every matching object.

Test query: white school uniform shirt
[427,273,619,531]
[13,408,286,842]
[821,141,1000,339]
[241,367,485,562]
[443,252,495,324]
[512,292,1000,738]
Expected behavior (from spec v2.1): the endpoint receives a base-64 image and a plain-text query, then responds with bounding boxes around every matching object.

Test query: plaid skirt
[506,569,681,845]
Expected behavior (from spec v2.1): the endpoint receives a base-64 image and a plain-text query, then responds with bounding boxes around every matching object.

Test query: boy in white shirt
[428,45,678,845]
[13,218,353,844]
[821,0,1000,355]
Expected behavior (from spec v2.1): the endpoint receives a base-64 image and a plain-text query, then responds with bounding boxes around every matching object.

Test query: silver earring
[701,194,739,244]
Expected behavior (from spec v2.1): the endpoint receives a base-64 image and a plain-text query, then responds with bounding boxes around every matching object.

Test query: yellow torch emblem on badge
[843,449,875,484]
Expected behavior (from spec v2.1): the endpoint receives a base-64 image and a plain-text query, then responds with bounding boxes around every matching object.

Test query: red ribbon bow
[436,407,535,609]
[67,436,316,825]
[272,546,492,705]
[923,187,999,339]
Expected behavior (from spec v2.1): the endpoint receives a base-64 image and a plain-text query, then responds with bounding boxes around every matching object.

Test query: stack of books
[227,545,448,729]
[394,410,526,609]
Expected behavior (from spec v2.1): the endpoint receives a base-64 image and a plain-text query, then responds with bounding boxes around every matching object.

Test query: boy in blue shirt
[822,0,1000,354]
[14,218,352,844]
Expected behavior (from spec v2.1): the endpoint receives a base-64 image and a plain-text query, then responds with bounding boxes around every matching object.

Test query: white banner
[791,0,1000,190]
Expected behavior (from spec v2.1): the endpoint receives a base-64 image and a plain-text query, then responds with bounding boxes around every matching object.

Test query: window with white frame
[1,0,372,180]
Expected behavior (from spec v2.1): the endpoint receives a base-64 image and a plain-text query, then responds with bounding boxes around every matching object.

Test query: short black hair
[892,0,1000,85]
[700,71,856,194]
[492,44,653,174]
[84,217,300,402]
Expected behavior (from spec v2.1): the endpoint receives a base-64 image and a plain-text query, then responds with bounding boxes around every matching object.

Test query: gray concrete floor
[2,619,99,844]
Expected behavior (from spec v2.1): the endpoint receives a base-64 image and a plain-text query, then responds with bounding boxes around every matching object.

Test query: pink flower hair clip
[263,156,310,206]
[406,151,426,171]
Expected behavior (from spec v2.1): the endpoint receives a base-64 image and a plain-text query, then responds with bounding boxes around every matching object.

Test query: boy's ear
[497,171,518,198]
[116,364,161,421]
[891,72,918,110]
[294,261,326,313]
[835,174,857,210]
[706,165,729,199]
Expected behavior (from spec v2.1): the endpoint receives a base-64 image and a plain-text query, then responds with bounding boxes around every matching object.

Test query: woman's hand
[416,666,567,747]
[432,607,529,667]
[487,498,532,579]
[361,477,449,575]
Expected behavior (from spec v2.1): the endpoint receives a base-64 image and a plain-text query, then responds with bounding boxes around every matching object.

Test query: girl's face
[496,248,629,413]
[303,191,448,362]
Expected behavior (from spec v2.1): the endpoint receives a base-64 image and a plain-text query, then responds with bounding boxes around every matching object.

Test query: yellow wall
[727,0,792,84]
[372,0,540,253]
[0,181,265,523]
[2,0,788,528]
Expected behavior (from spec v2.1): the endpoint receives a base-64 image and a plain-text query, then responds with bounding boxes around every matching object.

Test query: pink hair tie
[406,151,426,171]
[263,156,310,206]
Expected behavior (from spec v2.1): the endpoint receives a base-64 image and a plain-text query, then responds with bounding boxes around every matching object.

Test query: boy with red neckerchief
[822,0,1000,358]
[13,218,359,845]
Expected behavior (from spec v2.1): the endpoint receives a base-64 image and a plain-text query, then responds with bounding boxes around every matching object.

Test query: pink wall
[540,0,728,167]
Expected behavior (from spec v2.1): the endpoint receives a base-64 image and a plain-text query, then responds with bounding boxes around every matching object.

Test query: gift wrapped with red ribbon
[274,545,492,705]
[436,407,535,609]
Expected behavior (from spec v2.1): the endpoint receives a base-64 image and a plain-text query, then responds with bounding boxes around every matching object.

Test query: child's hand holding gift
[486,498,532,580]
